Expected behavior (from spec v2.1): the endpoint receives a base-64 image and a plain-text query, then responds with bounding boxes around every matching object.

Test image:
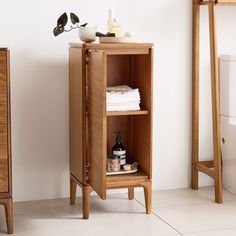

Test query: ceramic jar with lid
[107,154,120,172]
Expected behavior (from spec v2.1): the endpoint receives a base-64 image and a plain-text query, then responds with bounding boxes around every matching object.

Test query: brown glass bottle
[112,131,126,169]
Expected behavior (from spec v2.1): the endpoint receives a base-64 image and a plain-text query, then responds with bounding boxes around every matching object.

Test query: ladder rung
[196,162,214,179]
[198,160,214,168]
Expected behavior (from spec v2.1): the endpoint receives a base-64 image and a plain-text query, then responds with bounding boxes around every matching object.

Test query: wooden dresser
[0,48,13,234]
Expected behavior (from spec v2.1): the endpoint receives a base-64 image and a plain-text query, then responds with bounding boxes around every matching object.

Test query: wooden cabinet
[69,43,153,219]
[0,48,13,234]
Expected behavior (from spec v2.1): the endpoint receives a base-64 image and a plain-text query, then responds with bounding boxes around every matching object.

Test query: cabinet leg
[70,177,77,205]
[128,187,134,200]
[141,181,152,214]
[82,185,92,219]
[0,197,13,234]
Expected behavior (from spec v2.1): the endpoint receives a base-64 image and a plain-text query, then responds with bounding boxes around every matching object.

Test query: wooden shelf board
[106,169,149,188]
[200,0,236,5]
[106,110,148,116]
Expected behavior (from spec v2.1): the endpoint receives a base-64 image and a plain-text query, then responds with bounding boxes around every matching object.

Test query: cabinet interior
[106,54,152,178]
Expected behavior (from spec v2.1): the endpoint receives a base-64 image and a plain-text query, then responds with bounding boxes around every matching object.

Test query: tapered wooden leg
[192,0,200,191]
[5,198,13,234]
[141,181,152,214]
[208,0,222,204]
[70,176,77,205]
[128,187,134,200]
[0,197,13,234]
[82,185,92,219]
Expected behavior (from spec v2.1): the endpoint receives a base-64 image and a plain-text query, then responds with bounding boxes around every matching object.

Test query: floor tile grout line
[134,197,183,236]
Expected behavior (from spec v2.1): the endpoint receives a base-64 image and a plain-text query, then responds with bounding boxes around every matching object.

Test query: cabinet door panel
[0,51,8,161]
[69,47,86,183]
[87,50,107,199]
[0,157,8,192]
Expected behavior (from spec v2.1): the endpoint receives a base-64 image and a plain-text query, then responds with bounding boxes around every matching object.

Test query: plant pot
[79,27,97,43]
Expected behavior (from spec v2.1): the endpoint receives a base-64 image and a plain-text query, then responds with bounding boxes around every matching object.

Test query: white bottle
[107,9,114,32]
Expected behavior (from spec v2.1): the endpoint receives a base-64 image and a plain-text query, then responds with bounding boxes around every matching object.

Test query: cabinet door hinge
[86,163,90,172]
[85,163,89,181]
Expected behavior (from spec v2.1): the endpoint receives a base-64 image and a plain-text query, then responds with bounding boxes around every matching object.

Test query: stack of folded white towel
[106,85,141,112]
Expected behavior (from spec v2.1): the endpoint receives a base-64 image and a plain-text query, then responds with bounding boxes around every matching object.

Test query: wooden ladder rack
[192,0,236,203]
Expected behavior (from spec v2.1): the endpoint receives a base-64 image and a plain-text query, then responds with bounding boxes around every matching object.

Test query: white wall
[2,1,236,202]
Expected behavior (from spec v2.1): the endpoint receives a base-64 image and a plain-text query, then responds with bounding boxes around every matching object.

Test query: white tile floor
[1,186,236,235]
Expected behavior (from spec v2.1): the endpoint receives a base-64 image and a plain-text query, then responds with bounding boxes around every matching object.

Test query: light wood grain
[69,43,153,217]
[0,160,8,192]
[198,160,214,168]
[192,0,223,203]
[208,0,222,203]
[0,48,13,234]
[0,50,8,161]
[128,187,134,200]
[107,55,130,86]
[70,43,153,50]
[0,197,13,234]
[82,185,93,219]
[107,110,148,116]
[141,181,152,214]
[192,0,200,190]
[131,51,153,179]
[200,0,236,4]
[196,162,214,178]
[106,170,149,188]
[70,176,77,205]
[87,50,107,200]
[69,47,86,184]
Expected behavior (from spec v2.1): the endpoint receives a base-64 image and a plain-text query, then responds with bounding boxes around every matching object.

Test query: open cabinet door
[69,47,87,184]
[87,50,107,199]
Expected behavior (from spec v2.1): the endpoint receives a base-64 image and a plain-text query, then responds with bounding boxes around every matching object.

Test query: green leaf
[80,22,88,28]
[70,12,79,24]
[53,26,64,36]
[57,12,68,27]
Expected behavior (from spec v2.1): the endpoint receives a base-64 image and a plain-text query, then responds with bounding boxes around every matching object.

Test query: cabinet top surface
[200,0,236,4]
[69,42,153,50]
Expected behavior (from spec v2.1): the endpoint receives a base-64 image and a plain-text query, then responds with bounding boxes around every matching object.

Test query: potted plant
[53,12,97,43]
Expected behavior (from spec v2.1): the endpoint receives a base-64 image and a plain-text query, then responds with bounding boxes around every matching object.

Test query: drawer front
[0,159,8,192]
[0,50,8,160]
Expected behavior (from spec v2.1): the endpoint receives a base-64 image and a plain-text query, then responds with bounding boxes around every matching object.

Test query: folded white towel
[107,100,140,106]
[107,85,132,93]
[107,89,140,102]
[107,104,140,112]
[106,85,141,112]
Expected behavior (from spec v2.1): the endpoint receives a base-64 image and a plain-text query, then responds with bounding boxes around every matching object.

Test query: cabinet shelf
[106,170,149,188]
[106,110,148,116]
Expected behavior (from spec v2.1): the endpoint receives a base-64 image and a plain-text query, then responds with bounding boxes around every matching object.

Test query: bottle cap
[109,9,113,17]
[114,131,122,144]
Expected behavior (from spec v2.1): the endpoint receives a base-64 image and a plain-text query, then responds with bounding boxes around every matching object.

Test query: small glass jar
[107,154,120,172]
